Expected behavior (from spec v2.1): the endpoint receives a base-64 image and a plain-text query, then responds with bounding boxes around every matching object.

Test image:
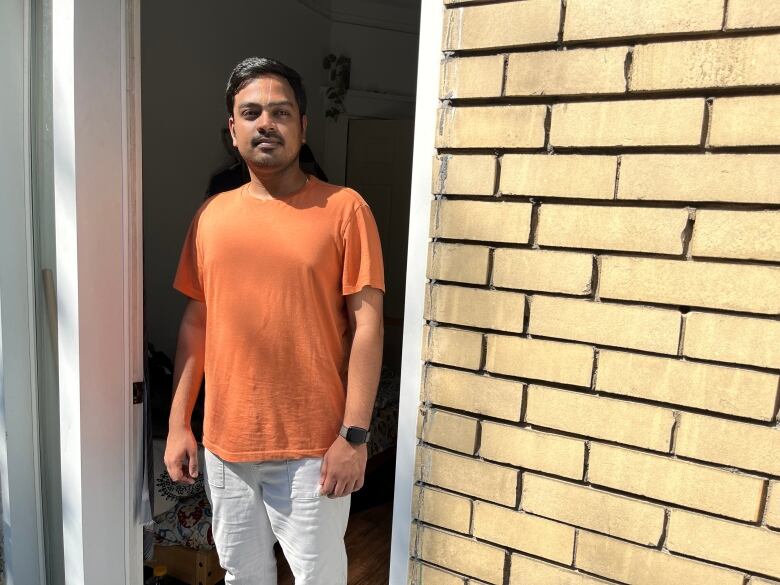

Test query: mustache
[251,134,283,147]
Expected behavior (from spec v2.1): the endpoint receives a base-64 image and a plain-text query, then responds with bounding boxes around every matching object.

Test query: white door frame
[0,0,48,583]
[50,0,144,582]
[390,0,443,582]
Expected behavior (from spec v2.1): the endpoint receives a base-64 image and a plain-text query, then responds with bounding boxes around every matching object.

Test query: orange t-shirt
[173,176,385,462]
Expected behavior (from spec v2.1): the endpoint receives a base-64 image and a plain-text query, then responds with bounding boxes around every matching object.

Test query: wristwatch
[339,425,371,445]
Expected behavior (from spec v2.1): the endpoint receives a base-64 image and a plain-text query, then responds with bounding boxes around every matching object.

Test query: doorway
[140,2,420,583]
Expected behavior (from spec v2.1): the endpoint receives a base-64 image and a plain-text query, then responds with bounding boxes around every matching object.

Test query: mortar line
[681,208,697,260]
[702,98,714,150]
[557,0,568,47]
[677,312,688,357]
[500,53,509,97]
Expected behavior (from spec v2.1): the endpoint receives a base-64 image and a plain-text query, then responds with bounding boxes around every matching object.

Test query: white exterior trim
[390,0,443,582]
[0,0,48,582]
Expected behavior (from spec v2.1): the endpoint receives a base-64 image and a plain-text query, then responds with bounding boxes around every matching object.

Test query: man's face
[229,74,307,174]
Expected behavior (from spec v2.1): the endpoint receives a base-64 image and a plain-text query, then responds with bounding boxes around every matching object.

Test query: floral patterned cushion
[150,493,215,550]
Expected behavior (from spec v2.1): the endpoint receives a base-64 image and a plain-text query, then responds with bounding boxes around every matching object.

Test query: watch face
[346,427,368,443]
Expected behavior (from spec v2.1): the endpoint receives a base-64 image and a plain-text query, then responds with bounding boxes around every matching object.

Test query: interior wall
[329,21,419,96]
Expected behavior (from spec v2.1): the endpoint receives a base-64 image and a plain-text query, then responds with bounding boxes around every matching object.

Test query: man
[164,57,385,584]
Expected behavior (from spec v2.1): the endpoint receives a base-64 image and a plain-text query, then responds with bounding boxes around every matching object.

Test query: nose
[255,109,276,133]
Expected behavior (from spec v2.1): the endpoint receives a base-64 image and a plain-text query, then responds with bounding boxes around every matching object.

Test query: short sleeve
[341,204,385,295]
[173,211,206,301]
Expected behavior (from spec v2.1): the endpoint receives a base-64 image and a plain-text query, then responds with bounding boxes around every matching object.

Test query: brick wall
[410,1,780,583]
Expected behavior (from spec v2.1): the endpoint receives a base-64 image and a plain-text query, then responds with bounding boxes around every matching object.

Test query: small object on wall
[323,53,351,120]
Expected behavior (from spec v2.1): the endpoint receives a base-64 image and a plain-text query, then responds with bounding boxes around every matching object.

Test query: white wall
[143,0,420,360]
[330,21,419,97]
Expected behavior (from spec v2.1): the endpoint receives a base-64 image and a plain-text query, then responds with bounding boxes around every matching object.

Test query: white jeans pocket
[286,457,323,499]
[204,448,225,489]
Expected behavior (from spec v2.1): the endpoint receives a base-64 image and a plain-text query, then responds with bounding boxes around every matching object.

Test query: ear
[228,116,237,147]
[301,114,308,143]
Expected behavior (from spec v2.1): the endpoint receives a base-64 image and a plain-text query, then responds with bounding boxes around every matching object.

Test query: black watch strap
[339,425,371,444]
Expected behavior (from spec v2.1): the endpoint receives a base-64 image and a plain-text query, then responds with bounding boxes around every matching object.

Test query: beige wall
[411,1,780,583]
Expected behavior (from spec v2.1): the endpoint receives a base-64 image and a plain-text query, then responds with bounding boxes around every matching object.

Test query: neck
[246,162,308,200]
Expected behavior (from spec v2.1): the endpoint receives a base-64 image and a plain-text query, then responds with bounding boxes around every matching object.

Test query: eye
[242,110,258,119]
[275,109,291,118]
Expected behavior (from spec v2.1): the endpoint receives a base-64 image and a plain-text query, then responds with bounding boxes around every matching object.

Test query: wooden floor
[277,500,392,585]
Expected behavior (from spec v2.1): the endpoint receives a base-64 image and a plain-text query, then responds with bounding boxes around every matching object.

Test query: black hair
[225,57,307,118]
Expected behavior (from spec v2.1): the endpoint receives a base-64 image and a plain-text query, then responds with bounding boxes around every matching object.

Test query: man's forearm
[169,317,206,430]
[342,324,383,429]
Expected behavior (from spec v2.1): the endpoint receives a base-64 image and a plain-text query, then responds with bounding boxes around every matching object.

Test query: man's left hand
[319,435,367,498]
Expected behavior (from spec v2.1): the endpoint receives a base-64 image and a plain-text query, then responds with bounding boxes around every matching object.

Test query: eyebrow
[237,100,295,110]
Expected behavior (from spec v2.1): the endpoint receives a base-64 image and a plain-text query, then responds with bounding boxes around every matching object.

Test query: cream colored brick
[474,501,575,564]
[691,210,780,262]
[618,154,780,204]
[505,47,627,96]
[576,531,744,585]
[537,205,688,254]
[486,335,594,387]
[589,443,765,522]
[425,366,524,421]
[423,325,483,370]
[564,0,724,41]
[440,56,504,99]
[667,510,780,579]
[427,242,490,286]
[433,155,496,196]
[750,578,780,585]
[684,312,780,369]
[493,249,593,295]
[425,284,525,332]
[711,96,780,146]
[726,0,780,29]
[600,256,780,315]
[528,296,681,355]
[766,481,780,529]
[521,474,665,545]
[423,409,479,455]
[436,105,547,149]
[418,526,505,585]
[414,563,466,585]
[430,199,532,243]
[412,486,472,534]
[443,0,560,51]
[500,154,617,199]
[630,35,780,91]
[676,412,780,476]
[550,99,705,147]
[419,447,518,506]
[525,385,675,451]
[596,350,779,421]
[510,555,610,585]
[481,421,585,480]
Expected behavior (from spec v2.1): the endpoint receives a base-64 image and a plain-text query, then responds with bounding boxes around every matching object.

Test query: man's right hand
[164,427,199,484]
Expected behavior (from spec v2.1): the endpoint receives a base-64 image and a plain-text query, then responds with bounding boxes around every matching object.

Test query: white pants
[203,448,350,585]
